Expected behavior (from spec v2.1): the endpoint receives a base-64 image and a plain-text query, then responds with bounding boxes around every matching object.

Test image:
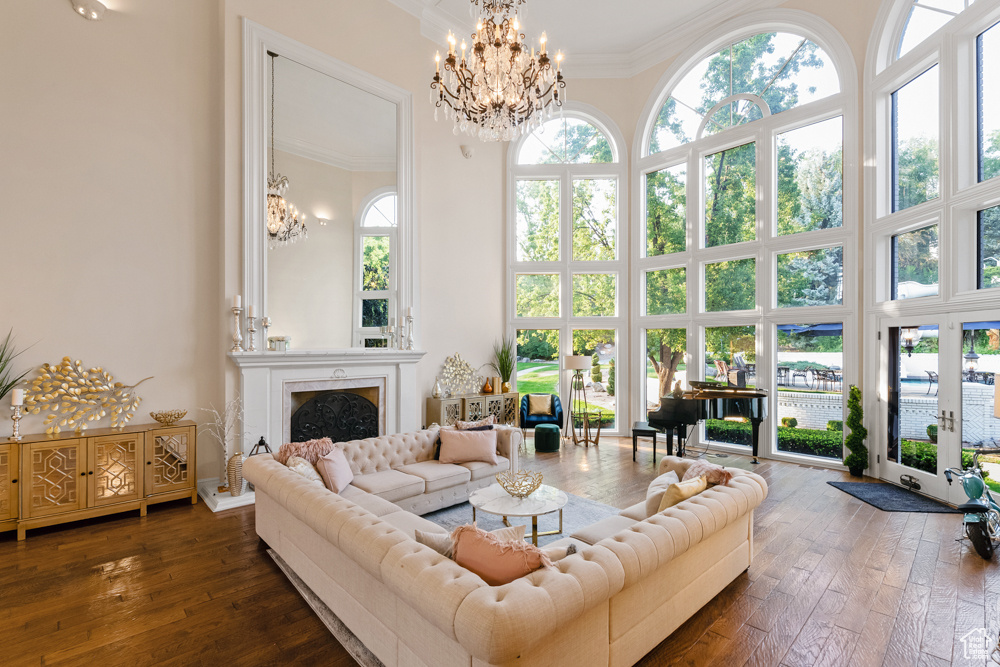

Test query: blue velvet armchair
[520,394,564,433]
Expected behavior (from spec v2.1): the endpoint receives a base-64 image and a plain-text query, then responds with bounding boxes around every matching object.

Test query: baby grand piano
[646,385,768,463]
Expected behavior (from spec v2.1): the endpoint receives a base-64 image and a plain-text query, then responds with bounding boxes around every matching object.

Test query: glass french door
[879,312,1000,504]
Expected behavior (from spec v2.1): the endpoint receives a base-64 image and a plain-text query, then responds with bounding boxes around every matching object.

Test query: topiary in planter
[827,420,843,432]
[591,353,602,383]
[927,424,938,444]
[607,359,615,397]
[781,417,798,428]
[844,385,868,476]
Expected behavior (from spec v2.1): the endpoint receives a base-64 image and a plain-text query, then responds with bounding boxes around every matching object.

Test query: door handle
[948,411,956,432]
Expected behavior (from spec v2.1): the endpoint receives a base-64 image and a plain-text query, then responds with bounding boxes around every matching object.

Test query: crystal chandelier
[267,51,307,249]
[430,0,565,142]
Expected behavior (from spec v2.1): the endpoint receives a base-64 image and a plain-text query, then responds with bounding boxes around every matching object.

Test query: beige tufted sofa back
[337,427,441,475]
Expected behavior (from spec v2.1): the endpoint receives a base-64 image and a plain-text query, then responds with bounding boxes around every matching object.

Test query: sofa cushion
[619,501,647,521]
[645,470,680,518]
[382,510,449,539]
[316,447,355,493]
[351,469,425,502]
[570,515,638,546]
[439,429,499,465]
[459,456,509,481]
[658,475,708,512]
[396,461,472,493]
[451,524,552,586]
[274,437,335,465]
[339,485,400,517]
[286,456,324,486]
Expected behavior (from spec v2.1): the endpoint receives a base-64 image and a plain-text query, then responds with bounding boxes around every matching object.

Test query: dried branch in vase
[200,395,243,470]
[23,357,152,434]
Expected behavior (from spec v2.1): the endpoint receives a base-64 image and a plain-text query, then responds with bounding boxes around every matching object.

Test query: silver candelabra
[9,405,23,442]
[405,315,415,350]
[231,306,244,352]
[246,315,257,352]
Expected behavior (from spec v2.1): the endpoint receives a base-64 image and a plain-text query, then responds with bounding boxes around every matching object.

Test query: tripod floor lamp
[565,355,600,446]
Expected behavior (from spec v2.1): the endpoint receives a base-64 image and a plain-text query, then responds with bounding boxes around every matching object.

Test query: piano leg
[750,417,761,464]
[665,429,674,457]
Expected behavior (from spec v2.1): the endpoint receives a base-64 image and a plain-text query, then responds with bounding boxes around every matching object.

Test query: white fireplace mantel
[229,349,425,452]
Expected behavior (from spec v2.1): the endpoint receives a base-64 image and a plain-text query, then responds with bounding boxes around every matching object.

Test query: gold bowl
[150,409,187,426]
[496,469,543,498]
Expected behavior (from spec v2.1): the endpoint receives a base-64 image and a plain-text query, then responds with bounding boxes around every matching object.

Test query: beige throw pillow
[657,475,708,512]
[527,394,553,416]
[315,447,355,493]
[286,456,324,486]
[644,470,680,517]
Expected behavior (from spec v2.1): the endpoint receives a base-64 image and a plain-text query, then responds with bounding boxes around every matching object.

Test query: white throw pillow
[287,456,324,486]
[645,470,680,518]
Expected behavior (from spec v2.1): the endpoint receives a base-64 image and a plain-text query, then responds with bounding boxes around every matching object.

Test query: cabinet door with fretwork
[22,440,85,518]
[146,426,193,495]
[0,442,18,522]
[90,433,142,506]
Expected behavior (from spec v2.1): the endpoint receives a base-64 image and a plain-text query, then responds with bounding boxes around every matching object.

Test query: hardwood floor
[1,437,995,666]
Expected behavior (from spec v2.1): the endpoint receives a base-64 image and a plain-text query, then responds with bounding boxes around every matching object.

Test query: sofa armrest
[494,425,520,472]
[657,455,695,479]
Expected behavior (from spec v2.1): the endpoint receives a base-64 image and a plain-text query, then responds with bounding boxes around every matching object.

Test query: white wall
[1,0,224,479]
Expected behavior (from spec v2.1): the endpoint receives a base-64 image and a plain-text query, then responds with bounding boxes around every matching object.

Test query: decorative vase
[432,376,443,398]
[501,381,512,393]
[482,378,493,394]
[227,454,245,496]
[492,376,501,394]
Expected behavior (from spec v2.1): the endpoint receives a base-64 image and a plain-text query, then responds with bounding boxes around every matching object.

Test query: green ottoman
[534,423,561,452]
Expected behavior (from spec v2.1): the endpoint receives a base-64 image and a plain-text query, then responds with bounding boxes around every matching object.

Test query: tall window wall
[634,23,856,461]
[508,108,627,433]
[868,0,1000,471]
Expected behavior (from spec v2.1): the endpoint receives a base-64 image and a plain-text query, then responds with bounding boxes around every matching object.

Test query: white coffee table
[468,483,569,545]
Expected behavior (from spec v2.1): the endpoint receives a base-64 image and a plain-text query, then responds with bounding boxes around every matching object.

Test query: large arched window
[635,13,857,465]
[354,188,397,347]
[866,0,1000,500]
[507,106,628,434]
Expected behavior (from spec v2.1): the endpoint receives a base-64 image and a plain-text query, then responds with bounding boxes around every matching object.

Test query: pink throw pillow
[682,460,733,486]
[438,429,499,465]
[451,524,552,585]
[455,415,496,430]
[275,437,335,465]
[316,447,354,493]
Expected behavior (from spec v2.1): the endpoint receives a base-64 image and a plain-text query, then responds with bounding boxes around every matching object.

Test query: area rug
[423,491,620,546]
[268,549,384,667]
[827,481,960,513]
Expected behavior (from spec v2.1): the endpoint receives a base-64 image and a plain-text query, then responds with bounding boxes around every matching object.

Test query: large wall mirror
[243,20,414,350]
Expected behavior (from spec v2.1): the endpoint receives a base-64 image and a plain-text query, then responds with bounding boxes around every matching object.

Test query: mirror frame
[242,19,415,349]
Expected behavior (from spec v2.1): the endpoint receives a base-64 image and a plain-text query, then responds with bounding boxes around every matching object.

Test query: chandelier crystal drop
[267,51,307,250]
[430,0,565,142]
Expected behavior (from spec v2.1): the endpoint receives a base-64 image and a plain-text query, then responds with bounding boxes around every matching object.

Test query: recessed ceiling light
[69,0,106,21]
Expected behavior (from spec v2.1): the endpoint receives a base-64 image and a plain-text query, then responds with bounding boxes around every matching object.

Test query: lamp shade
[564,355,592,371]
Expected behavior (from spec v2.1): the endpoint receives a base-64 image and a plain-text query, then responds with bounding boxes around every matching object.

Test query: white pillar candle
[248,304,255,318]
[406,306,414,317]
[233,294,241,308]
[11,388,24,406]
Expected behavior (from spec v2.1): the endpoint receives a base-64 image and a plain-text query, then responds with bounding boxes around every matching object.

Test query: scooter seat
[959,499,990,513]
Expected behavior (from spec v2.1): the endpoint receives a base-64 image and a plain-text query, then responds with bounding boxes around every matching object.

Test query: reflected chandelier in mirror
[266,50,307,249]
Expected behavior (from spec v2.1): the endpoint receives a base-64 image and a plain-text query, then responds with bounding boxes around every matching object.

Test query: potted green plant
[490,336,516,393]
[0,329,31,403]
[844,384,869,477]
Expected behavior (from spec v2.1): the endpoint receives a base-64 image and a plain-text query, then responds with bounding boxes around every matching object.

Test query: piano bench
[632,421,658,463]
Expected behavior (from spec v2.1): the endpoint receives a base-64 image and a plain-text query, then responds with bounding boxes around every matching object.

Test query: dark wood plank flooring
[1,437,995,666]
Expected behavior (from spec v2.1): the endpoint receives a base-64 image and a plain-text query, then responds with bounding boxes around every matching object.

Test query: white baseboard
[198,477,256,512]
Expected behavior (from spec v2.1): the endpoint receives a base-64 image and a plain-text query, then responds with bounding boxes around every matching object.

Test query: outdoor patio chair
[714,360,730,383]
[925,370,938,396]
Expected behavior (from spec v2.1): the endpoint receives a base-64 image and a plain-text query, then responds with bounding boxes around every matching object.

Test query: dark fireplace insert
[289,391,379,443]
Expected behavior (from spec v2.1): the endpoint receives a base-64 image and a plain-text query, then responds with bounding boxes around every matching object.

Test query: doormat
[827,481,960,513]
[268,549,385,667]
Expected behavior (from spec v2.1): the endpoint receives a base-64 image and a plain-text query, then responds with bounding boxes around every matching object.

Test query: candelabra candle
[9,405,22,442]
[261,317,271,348]
[231,306,244,353]
[246,316,257,352]
[405,315,415,351]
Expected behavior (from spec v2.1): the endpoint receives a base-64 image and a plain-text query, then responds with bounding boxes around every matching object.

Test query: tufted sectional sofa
[329,426,520,514]
[245,449,767,667]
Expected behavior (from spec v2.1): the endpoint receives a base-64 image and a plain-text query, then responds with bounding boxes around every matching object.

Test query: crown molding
[275,136,396,173]
[385,0,783,79]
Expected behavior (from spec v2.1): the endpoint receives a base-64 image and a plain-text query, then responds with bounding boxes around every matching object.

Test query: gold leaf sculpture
[23,357,152,435]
